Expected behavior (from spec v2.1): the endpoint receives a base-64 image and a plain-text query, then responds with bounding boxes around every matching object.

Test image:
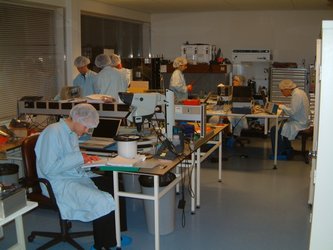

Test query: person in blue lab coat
[109,53,131,87]
[95,54,127,102]
[270,79,310,159]
[35,103,128,250]
[73,56,97,97]
[169,57,193,103]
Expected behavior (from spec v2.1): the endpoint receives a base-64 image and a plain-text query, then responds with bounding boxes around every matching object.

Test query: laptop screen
[92,118,122,138]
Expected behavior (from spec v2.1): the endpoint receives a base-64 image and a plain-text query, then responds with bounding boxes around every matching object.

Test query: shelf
[165,64,229,74]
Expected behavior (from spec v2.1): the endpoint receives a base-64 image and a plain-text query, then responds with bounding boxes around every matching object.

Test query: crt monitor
[232,86,252,102]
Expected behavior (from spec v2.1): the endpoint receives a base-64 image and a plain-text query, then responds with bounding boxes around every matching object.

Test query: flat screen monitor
[233,86,252,98]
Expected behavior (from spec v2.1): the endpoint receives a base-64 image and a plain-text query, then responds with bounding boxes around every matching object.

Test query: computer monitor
[232,86,252,102]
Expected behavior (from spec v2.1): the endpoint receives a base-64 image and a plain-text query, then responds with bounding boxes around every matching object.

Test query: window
[81,14,149,68]
[0,2,64,120]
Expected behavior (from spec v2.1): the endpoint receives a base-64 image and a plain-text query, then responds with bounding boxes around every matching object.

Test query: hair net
[279,79,297,90]
[95,54,111,68]
[74,56,90,68]
[70,103,99,128]
[173,57,188,68]
[110,54,121,67]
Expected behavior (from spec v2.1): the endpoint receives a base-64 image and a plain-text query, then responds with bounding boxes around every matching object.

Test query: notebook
[264,102,279,115]
[80,118,122,149]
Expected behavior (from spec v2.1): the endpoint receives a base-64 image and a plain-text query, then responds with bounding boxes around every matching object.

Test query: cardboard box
[128,81,149,93]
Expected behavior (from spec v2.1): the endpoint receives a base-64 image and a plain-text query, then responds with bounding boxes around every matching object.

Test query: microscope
[118,90,184,159]
[118,92,163,133]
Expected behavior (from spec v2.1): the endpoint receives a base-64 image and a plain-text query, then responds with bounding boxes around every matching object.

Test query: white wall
[151,11,333,68]
[309,20,333,250]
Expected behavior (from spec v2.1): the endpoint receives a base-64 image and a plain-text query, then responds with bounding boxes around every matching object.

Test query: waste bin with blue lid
[0,163,19,185]
[139,172,176,235]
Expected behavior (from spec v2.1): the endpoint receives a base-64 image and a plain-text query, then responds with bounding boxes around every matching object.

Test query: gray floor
[1,137,312,250]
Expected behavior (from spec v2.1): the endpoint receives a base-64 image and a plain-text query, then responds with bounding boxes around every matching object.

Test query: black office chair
[21,134,93,250]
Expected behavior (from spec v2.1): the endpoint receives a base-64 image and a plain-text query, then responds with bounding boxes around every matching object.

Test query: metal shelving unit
[270,67,308,104]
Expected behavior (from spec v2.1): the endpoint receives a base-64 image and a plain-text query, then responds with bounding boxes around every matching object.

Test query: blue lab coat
[95,66,127,101]
[35,119,115,222]
[73,70,97,97]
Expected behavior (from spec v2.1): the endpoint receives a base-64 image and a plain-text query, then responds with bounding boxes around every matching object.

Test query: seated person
[35,103,128,250]
[270,79,310,159]
[209,75,248,140]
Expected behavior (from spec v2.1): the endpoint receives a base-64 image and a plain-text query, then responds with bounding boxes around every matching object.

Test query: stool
[297,127,313,164]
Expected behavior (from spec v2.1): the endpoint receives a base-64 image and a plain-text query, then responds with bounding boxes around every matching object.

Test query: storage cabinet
[162,64,231,96]
[165,63,230,74]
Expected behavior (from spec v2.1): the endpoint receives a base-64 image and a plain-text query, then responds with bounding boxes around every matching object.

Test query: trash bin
[139,172,176,235]
[115,134,143,211]
[0,163,19,185]
[122,173,143,211]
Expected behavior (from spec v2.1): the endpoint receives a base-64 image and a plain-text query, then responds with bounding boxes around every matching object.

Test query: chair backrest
[21,133,56,209]
[21,134,40,192]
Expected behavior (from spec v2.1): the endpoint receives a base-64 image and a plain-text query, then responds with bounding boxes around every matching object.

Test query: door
[309,20,333,249]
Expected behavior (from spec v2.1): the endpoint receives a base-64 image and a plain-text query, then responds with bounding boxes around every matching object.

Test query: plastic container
[139,172,176,235]
[115,134,140,159]
[0,164,19,185]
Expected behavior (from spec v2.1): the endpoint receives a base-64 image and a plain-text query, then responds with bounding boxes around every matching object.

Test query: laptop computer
[80,118,122,149]
[264,102,279,115]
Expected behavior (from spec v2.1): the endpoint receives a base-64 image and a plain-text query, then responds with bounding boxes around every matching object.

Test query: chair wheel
[28,235,35,242]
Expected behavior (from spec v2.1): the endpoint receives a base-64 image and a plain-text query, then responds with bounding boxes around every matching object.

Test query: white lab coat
[35,119,115,222]
[95,66,127,101]
[169,69,188,102]
[280,88,310,140]
[73,70,97,97]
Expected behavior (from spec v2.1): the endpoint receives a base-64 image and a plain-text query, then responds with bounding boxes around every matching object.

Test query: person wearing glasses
[270,79,310,159]
[35,103,129,250]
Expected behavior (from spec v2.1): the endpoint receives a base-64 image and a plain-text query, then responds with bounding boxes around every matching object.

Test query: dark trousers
[91,174,127,249]
[270,124,292,155]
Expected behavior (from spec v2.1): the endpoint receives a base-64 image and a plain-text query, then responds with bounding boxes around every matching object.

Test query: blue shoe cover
[121,235,132,246]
